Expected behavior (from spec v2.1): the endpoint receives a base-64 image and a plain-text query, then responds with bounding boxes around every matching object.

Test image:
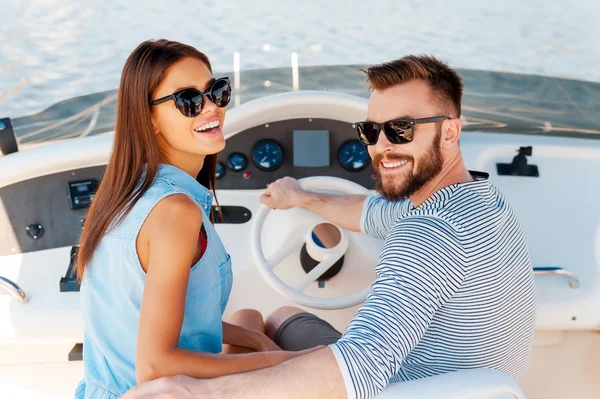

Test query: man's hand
[259,176,366,232]
[260,177,308,210]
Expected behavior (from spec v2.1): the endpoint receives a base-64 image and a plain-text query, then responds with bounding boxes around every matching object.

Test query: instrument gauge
[251,139,284,171]
[226,152,248,172]
[215,161,225,179]
[338,139,369,172]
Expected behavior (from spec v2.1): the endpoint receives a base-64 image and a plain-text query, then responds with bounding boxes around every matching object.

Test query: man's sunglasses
[150,77,232,118]
[354,116,450,145]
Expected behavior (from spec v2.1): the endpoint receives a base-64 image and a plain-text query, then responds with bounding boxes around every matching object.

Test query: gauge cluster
[252,139,284,171]
[215,118,376,189]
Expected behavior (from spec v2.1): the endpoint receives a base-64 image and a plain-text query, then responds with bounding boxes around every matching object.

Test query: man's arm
[260,177,412,238]
[121,348,346,399]
[208,347,345,398]
[122,348,346,399]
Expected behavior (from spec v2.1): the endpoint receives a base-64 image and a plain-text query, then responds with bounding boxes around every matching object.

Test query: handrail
[533,266,580,289]
[0,276,28,303]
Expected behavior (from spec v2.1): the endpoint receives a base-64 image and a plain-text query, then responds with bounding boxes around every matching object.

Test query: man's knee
[228,308,265,333]
[230,308,263,322]
[265,306,305,339]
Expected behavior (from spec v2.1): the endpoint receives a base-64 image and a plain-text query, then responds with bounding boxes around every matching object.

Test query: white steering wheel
[251,176,372,310]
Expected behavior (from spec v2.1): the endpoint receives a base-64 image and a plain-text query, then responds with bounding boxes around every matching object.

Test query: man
[123,55,536,398]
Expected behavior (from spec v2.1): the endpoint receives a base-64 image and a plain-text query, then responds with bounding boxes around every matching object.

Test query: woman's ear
[151,115,160,135]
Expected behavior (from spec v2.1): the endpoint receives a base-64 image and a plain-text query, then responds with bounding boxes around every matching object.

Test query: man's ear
[442,118,462,149]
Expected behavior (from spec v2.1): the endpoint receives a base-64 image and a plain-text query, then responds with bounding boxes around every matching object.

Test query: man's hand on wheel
[260,177,308,210]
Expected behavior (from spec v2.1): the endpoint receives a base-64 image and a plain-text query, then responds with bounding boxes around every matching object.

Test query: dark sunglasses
[354,116,450,145]
[150,77,232,118]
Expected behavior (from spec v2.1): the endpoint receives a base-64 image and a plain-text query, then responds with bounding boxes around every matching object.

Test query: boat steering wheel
[250,176,372,310]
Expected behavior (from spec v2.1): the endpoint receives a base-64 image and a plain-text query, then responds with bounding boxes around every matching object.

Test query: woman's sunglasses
[150,77,232,118]
[354,116,450,145]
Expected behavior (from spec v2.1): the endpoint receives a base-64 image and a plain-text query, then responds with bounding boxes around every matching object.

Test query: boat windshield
[3,64,600,153]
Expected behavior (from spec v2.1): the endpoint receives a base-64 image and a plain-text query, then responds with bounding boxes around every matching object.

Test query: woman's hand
[253,332,282,352]
[222,322,281,352]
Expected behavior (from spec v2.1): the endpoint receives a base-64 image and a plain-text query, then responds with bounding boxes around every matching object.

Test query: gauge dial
[215,161,225,179]
[226,152,248,172]
[251,139,284,171]
[338,139,369,171]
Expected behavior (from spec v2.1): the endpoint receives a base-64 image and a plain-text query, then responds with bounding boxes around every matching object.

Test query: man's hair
[363,55,463,118]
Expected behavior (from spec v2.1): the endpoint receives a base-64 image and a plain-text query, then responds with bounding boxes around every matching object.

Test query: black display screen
[293,130,330,167]
[67,179,98,209]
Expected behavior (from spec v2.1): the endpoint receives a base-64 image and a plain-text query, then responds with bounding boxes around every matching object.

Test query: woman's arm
[222,321,281,352]
[135,194,304,384]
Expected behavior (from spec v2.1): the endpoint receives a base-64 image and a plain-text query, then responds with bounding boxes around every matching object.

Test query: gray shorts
[273,312,342,351]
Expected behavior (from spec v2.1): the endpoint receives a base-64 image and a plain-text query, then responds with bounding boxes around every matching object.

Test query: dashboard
[0,117,376,257]
[215,118,376,189]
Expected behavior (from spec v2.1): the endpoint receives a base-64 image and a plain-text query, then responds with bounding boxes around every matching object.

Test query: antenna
[233,52,241,106]
[291,52,299,91]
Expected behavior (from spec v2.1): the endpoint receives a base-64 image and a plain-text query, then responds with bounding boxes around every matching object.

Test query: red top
[199,226,207,258]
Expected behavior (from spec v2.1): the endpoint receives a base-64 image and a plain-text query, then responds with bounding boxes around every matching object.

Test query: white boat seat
[375,368,525,399]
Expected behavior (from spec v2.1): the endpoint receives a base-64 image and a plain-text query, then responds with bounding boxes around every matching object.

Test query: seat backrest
[375,368,525,399]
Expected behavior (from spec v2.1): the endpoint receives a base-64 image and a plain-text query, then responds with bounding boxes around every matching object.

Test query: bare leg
[265,306,306,341]
[222,309,265,354]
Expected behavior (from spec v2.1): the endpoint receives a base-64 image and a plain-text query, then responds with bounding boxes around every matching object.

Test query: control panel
[215,118,376,189]
[67,179,99,209]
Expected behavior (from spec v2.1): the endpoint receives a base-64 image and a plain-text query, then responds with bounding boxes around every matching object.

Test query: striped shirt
[329,171,536,399]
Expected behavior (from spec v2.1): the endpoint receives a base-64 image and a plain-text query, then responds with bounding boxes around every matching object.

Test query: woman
[74,39,315,399]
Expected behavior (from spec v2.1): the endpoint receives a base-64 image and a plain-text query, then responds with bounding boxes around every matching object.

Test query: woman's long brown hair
[76,39,220,279]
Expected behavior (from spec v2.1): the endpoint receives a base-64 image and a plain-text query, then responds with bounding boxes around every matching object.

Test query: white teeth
[195,120,220,132]
[382,160,408,169]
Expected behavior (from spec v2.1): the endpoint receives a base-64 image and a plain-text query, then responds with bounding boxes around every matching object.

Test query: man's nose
[374,130,395,153]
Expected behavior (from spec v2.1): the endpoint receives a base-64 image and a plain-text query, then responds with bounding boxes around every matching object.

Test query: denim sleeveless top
[75,163,233,399]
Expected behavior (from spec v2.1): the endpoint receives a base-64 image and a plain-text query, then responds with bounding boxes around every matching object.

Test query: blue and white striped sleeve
[360,195,412,240]
[329,217,467,399]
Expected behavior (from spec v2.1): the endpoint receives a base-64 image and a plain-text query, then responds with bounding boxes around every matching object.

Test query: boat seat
[375,368,525,399]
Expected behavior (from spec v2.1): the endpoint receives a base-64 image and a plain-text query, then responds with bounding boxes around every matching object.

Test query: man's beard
[373,127,443,202]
